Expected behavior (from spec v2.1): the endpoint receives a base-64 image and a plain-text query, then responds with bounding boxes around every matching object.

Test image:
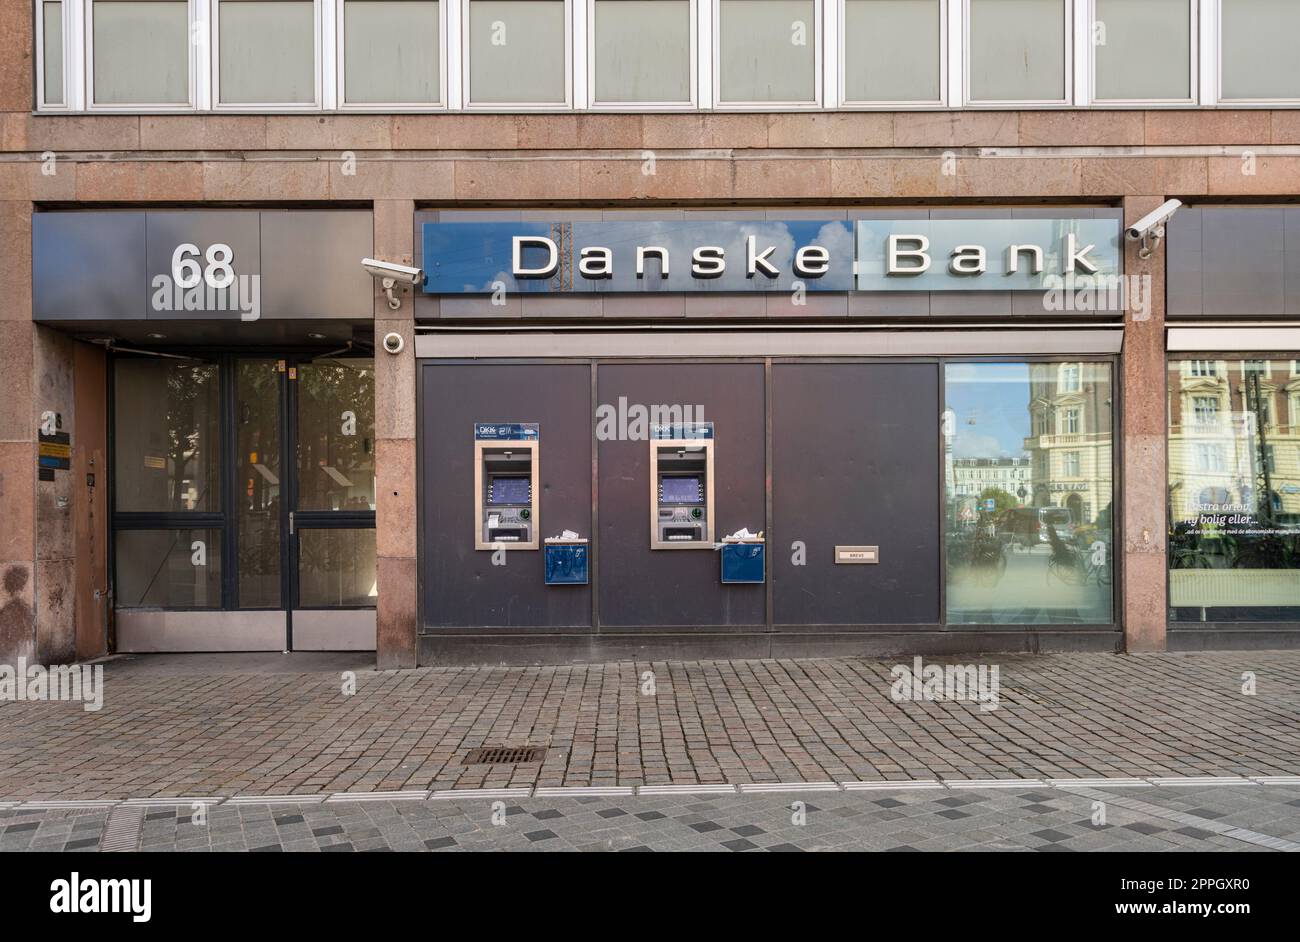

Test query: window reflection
[296,359,376,511]
[944,362,1114,624]
[1168,357,1300,621]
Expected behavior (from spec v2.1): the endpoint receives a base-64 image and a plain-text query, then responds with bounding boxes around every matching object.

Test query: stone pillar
[373,199,418,668]
[1122,195,1168,652]
[0,201,35,662]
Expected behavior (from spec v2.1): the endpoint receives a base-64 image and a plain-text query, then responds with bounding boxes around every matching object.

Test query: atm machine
[650,422,715,549]
[474,423,539,550]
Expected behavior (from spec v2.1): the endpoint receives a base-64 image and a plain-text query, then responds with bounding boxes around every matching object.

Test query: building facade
[4,0,1300,666]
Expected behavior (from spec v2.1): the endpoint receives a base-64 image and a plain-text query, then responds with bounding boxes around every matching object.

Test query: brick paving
[0,651,1299,800]
[3,785,1297,852]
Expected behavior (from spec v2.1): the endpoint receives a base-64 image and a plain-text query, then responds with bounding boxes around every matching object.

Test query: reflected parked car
[998,506,1074,548]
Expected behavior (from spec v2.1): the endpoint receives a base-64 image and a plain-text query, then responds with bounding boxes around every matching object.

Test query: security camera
[381,331,405,355]
[1125,199,1183,259]
[362,258,424,310]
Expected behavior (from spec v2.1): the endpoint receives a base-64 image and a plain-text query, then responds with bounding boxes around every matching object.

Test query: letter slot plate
[835,545,879,565]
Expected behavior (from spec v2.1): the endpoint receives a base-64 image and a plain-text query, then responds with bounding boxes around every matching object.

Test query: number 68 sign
[172,243,235,290]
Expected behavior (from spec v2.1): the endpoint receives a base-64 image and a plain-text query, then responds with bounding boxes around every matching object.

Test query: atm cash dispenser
[650,422,715,549]
[474,423,539,550]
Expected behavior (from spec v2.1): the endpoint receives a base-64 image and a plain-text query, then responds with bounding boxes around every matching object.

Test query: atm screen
[660,476,702,504]
[489,477,531,504]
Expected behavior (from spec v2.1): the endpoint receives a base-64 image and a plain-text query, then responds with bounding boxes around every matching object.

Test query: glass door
[287,357,377,649]
[111,353,376,651]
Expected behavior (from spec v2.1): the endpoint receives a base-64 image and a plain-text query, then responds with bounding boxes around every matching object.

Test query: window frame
[336,0,448,109]
[211,0,325,111]
[963,0,1074,107]
[86,0,199,111]
[838,0,947,109]
[1087,0,1197,107]
[461,0,574,110]
[1215,0,1300,106]
[712,0,823,109]
[586,0,697,110]
[35,0,75,110]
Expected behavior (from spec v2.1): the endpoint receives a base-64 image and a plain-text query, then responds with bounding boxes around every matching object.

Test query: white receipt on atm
[488,514,501,528]
[724,528,759,540]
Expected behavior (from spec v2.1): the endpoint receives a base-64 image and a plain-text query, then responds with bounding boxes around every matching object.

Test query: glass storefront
[1168,356,1300,622]
[944,361,1115,624]
[112,354,377,636]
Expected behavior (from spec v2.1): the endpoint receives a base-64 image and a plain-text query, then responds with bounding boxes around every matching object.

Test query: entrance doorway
[112,354,376,651]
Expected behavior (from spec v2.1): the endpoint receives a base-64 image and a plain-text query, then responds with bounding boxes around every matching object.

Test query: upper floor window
[1092,0,1193,103]
[1059,362,1081,392]
[591,0,694,105]
[91,0,192,107]
[716,0,818,105]
[216,0,319,106]
[967,0,1069,105]
[1189,359,1217,378]
[342,0,442,105]
[842,0,943,105]
[1220,0,1300,102]
[38,1,64,106]
[466,0,569,106]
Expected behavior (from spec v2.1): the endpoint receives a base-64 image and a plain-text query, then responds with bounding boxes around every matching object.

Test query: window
[1189,359,1217,377]
[591,0,693,105]
[967,0,1068,104]
[90,1,191,105]
[1169,357,1300,623]
[1060,408,1079,434]
[39,1,63,106]
[717,0,818,104]
[1059,362,1081,392]
[342,0,441,104]
[216,0,318,105]
[1092,0,1192,102]
[944,361,1114,626]
[466,0,568,105]
[842,0,942,104]
[1192,396,1219,425]
[1195,443,1226,472]
[1220,0,1300,101]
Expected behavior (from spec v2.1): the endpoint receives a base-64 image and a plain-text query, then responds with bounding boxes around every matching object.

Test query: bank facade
[4,1,1300,667]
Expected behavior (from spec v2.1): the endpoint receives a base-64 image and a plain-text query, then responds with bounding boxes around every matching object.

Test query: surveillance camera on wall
[382,331,405,355]
[362,258,424,310]
[1125,199,1183,259]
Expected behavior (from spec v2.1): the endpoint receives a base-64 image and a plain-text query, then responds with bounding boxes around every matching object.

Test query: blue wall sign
[423,218,1122,295]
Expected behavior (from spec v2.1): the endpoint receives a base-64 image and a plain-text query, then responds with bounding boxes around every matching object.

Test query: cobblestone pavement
[3,784,1298,852]
[0,651,1299,800]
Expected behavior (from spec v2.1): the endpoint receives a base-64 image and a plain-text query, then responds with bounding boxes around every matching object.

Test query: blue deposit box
[545,541,589,585]
[720,541,765,584]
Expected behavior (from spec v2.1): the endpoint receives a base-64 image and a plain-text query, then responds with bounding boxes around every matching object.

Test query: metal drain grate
[462,746,547,766]
[100,805,144,852]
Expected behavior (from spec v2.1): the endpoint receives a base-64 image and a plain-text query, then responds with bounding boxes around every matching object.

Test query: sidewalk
[1,651,1298,801]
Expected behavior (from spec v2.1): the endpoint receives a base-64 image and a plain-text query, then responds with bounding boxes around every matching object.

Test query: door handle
[289,511,295,535]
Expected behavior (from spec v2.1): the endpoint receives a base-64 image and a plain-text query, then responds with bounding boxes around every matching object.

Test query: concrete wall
[8,0,1300,662]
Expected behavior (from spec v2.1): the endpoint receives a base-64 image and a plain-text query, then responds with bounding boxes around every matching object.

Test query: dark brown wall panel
[772,362,940,625]
[421,363,592,628]
[596,362,766,628]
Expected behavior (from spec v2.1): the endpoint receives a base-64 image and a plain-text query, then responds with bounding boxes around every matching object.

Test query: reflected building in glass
[1024,362,1115,528]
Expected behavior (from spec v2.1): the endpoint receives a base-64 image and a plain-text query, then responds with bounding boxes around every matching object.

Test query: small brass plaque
[835,545,879,565]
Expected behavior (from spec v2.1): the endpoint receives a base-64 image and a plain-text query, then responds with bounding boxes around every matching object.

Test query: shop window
[217,0,318,105]
[1169,356,1300,622]
[592,0,693,105]
[40,1,63,106]
[91,0,191,105]
[967,0,1068,104]
[842,0,942,104]
[342,0,441,104]
[296,359,377,511]
[944,361,1114,626]
[467,0,569,105]
[115,528,224,608]
[1220,0,1300,101]
[1091,0,1192,102]
[717,0,818,104]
